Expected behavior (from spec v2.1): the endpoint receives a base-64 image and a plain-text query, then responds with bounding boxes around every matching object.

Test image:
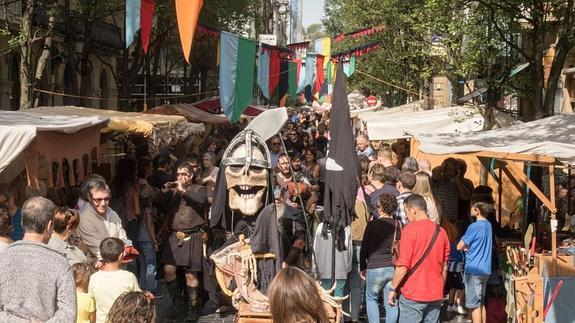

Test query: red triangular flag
[140,0,155,54]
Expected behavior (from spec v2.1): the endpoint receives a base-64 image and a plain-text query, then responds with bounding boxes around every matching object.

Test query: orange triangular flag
[176,0,204,63]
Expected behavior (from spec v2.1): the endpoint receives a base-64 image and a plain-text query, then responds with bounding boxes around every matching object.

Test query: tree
[304,23,327,41]
[1,0,59,109]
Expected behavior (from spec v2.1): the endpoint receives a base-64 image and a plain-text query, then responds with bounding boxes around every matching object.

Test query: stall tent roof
[148,102,265,124]
[361,106,521,141]
[0,111,108,181]
[147,104,232,125]
[415,113,575,165]
[31,106,205,148]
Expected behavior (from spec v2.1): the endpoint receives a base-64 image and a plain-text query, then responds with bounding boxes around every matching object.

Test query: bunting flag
[278,60,290,102]
[176,0,204,63]
[197,24,221,38]
[297,55,316,93]
[288,60,298,97]
[333,25,385,43]
[268,49,281,96]
[287,41,310,51]
[140,0,155,54]
[314,37,331,67]
[314,55,325,96]
[332,41,382,60]
[322,65,359,252]
[343,56,356,77]
[125,0,141,48]
[257,47,270,99]
[219,32,256,123]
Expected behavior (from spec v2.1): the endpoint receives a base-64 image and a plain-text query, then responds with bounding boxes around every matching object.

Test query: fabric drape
[140,0,156,54]
[176,0,204,63]
[219,32,256,123]
[125,0,141,48]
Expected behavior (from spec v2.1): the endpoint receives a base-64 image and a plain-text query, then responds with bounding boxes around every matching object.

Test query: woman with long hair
[268,267,329,323]
[301,147,320,182]
[106,291,155,323]
[413,172,441,223]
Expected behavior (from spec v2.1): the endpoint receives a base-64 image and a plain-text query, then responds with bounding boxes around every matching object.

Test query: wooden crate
[236,301,340,323]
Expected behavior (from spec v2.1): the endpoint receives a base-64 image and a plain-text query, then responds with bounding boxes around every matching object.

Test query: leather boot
[166,279,184,319]
[186,286,200,322]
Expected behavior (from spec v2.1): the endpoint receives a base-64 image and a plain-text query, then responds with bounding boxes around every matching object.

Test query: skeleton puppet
[210,109,287,292]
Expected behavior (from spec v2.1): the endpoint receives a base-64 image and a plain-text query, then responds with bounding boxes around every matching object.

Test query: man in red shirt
[387,194,450,322]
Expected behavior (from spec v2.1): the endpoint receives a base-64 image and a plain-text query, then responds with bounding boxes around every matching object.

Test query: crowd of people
[0,107,506,323]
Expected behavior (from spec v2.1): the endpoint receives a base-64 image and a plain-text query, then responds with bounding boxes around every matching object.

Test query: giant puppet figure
[209,109,344,316]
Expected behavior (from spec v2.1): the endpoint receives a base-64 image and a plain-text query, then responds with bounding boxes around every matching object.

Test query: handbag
[396,224,441,291]
[391,219,403,265]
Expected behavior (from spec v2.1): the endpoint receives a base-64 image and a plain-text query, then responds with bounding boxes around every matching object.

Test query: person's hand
[94,260,103,269]
[282,261,289,269]
[360,270,366,280]
[144,291,155,301]
[387,290,397,306]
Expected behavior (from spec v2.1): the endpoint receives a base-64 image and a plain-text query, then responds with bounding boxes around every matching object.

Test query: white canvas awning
[0,111,109,183]
[361,106,520,141]
[415,113,575,165]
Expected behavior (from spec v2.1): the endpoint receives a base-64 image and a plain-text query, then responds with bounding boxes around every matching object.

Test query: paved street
[155,279,471,323]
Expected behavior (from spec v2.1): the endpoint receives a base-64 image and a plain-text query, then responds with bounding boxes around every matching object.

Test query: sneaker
[455,304,467,315]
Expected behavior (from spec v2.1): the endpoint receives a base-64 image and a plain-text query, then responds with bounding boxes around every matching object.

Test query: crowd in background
[0,106,507,323]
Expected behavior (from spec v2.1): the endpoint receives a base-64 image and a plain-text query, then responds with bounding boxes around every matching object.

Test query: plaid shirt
[396,191,413,224]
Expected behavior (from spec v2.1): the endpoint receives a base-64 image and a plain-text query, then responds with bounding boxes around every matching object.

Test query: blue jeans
[136,241,157,293]
[398,295,441,323]
[365,267,397,323]
[320,279,346,298]
[345,244,365,321]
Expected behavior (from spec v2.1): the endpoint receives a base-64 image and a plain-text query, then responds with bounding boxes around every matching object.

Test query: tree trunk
[543,36,573,117]
[19,0,36,110]
[33,13,56,108]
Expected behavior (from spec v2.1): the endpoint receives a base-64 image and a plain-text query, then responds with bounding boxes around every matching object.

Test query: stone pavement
[155,279,471,323]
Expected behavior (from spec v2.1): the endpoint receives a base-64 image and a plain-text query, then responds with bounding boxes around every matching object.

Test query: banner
[140,0,155,54]
[125,0,141,48]
[257,47,270,99]
[219,32,256,123]
[176,0,204,63]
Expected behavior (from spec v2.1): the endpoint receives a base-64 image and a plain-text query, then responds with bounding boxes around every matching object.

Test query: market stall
[0,110,108,189]
[31,106,205,150]
[360,105,520,141]
[414,112,575,322]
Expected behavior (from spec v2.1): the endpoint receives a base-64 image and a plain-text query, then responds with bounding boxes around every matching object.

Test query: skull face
[225,144,269,216]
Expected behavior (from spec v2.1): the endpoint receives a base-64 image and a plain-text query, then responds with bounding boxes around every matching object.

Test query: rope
[32,88,219,102]
[353,69,438,103]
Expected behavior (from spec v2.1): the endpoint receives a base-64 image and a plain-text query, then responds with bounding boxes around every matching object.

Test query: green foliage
[323,0,519,106]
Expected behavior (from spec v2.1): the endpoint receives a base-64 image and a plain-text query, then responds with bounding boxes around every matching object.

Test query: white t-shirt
[88,270,141,323]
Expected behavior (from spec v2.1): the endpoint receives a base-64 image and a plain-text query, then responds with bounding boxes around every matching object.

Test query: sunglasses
[90,194,110,205]
[272,142,281,146]
[177,172,191,177]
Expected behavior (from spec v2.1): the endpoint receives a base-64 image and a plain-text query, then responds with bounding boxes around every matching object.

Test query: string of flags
[123,0,386,123]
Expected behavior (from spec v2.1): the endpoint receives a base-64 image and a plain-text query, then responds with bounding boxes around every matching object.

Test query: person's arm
[46,269,77,323]
[0,312,29,322]
[183,186,208,205]
[312,164,320,180]
[456,239,467,251]
[359,225,371,276]
[133,185,141,219]
[145,210,158,251]
[387,265,409,305]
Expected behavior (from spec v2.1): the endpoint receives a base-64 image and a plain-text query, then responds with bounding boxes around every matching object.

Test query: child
[73,263,96,323]
[457,202,494,323]
[446,230,466,315]
[89,237,141,323]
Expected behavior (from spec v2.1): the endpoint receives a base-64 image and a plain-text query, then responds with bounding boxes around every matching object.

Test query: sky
[302,0,325,29]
